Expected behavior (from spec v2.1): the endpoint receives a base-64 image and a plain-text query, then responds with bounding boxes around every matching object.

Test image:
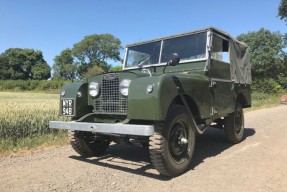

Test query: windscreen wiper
[137,56,151,68]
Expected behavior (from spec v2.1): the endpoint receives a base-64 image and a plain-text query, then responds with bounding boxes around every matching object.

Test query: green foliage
[32,63,51,80]
[52,48,77,81]
[72,34,122,77]
[0,48,51,80]
[109,65,122,72]
[252,78,284,94]
[83,65,104,79]
[278,0,287,22]
[251,92,281,109]
[237,28,286,80]
[0,80,68,91]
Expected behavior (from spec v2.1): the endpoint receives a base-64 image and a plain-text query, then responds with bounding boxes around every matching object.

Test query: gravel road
[1,105,287,192]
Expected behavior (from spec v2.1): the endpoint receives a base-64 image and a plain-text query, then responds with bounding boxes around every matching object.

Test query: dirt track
[0,105,287,192]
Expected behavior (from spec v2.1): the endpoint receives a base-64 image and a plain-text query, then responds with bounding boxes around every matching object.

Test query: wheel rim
[235,109,243,134]
[169,119,190,164]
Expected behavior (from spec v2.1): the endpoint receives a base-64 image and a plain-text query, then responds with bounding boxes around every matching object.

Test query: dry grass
[0,92,68,154]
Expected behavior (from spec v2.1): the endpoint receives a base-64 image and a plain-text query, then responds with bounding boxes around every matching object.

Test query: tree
[237,28,286,80]
[31,63,51,80]
[72,34,122,78]
[0,48,51,80]
[279,0,287,22]
[279,0,287,39]
[52,48,77,81]
[0,55,10,80]
[83,65,104,79]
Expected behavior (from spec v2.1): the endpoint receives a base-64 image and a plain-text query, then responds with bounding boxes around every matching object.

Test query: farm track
[0,105,287,192]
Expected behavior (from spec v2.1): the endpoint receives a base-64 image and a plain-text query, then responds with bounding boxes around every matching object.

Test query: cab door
[209,34,235,117]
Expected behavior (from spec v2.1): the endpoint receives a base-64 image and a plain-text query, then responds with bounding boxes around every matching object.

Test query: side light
[61,90,66,97]
[146,84,153,93]
[77,91,82,98]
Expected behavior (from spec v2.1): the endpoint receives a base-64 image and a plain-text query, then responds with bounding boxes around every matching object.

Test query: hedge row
[252,78,287,94]
[0,80,71,91]
[0,79,285,93]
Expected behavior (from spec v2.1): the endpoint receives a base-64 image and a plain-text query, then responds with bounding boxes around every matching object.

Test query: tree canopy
[0,48,51,80]
[279,0,287,22]
[52,48,77,81]
[72,34,122,78]
[237,28,287,80]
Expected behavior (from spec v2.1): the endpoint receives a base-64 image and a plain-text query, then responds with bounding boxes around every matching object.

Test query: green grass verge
[0,130,68,156]
[249,92,281,110]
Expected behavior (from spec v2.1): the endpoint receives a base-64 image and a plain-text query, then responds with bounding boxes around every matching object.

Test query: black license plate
[61,99,74,116]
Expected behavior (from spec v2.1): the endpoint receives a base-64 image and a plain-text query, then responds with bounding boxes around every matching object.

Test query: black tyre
[68,130,110,157]
[149,105,195,177]
[224,103,244,144]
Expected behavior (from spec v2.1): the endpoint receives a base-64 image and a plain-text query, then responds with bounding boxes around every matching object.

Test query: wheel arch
[236,92,249,108]
[169,94,201,124]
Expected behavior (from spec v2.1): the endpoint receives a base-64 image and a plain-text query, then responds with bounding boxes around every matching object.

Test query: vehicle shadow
[69,127,255,180]
[190,127,255,169]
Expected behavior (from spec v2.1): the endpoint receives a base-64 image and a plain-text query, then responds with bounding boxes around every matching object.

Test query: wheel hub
[169,123,190,163]
[178,137,188,145]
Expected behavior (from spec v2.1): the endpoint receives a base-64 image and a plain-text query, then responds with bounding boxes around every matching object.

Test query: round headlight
[119,79,131,96]
[89,82,100,97]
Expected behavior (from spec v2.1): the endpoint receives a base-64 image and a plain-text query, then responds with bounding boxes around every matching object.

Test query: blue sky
[0,0,285,67]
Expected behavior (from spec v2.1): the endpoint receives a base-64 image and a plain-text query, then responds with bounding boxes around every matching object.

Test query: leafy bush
[252,78,284,94]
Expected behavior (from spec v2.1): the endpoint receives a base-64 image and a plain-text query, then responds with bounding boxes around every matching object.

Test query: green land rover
[49,27,252,177]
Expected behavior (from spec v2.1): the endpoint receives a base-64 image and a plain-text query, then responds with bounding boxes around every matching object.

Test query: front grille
[94,74,128,115]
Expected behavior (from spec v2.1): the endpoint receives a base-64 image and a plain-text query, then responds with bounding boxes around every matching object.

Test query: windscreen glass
[125,32,207,69]
[161,32,207,63]
[125,41,161,68]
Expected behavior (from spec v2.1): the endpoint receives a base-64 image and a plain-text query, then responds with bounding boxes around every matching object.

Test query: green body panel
[209,59,236,117]
[210,60,231,80]
[60,83,92,118]
[59,60,251,123]
[127,61,213,120]
[127,75,162,120]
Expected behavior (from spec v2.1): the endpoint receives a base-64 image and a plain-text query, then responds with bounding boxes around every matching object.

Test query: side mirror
[167,53,180,66]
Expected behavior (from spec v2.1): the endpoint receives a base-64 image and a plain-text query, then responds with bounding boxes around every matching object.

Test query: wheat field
[0,92,67,152]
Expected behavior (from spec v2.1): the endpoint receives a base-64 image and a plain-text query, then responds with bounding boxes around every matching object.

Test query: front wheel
[149,105,195,177]
[68,130,110,157]
[224,103,245,144]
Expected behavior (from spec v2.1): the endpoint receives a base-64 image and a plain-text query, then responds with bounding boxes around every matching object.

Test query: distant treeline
[0,80,71,91]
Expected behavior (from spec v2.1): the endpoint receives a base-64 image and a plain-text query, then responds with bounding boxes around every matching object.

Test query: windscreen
[125,41,161,68]
[161,32,207,63]
[125,32,207,69]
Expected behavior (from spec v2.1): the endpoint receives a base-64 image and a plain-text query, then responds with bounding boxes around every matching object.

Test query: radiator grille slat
[94,74,127,115]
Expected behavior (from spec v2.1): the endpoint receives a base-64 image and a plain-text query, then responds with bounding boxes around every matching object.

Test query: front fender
[128,75,178,121]
[60,83,92,118]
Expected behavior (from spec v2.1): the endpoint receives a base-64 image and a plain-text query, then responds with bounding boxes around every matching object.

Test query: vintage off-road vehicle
[49,27,251,177]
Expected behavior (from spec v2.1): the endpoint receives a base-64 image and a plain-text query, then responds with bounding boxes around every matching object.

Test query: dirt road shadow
[69,127,255,180]
[190,127,255,169]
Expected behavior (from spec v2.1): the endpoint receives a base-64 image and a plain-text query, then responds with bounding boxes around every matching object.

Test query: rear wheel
[149,105,195,177]
[224,103,244,144]
[68,130,110,157]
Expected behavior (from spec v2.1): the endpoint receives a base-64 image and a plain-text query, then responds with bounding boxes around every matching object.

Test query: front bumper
[49,121,154,136]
